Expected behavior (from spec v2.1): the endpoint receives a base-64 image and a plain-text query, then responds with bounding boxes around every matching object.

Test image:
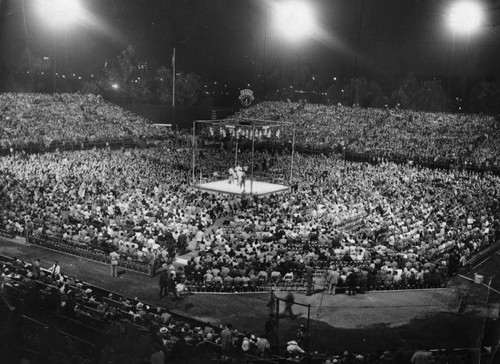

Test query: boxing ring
[196,179,290,196]
[191,118,296,195]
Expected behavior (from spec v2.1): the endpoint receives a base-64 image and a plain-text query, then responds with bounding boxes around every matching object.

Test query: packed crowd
[2,93,499,172]
[0,255,274,364]
[188,151,499,292]
[0,93,173,149]
[1,145,498,293]
[234,101,500,170]
[0,146,215,273]
[0,94,498,363]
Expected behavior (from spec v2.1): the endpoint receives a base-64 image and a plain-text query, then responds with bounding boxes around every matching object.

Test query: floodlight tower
[267,1,317,181]
[446,1,485,107]
[36,0,83,91]
[448,1,484,35]
[274,1,316,42]
[269,0,318,95]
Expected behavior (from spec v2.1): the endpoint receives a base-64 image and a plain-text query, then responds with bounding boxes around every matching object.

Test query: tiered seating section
[0,255,472,364]
[0,93,184,151]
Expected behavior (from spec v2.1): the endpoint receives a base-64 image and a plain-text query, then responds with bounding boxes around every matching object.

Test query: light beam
[36,0,83,27]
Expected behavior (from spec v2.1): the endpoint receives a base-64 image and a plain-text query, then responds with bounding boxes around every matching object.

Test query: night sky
[1,0,500,88]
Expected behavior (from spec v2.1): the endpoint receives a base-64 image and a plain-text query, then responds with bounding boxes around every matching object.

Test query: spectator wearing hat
[241,335,252,353]
[255,336,271,358]
[158,326,170,351]
[286,340,305,358]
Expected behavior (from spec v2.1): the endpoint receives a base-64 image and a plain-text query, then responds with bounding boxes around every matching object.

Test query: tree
[390,73,420,109]
[100,46,204,105]
[110,45,135,87]
[326,83,342,105]
[155,66,172,104]
[128,73,154,104]
[175,72,202,106]
[391,74,449,112]
[155,66,202,106]
[17,47,51,76]
[103,45,138,102]
[80,81,104,96]
[467,81,500,114]
[8,47,51,92]
[342,77,384,107]
[416,80,448,112]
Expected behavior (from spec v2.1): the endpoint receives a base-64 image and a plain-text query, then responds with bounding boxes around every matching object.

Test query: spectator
[110,250,120,277]
[48,261,61,280]
[220,323,234,352]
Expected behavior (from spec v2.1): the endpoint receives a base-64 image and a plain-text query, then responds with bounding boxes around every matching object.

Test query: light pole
[448,1,484,35]
[267,1,317,184]
[36,0,83,92]
[446,1,485,105]
[270,0,318,96]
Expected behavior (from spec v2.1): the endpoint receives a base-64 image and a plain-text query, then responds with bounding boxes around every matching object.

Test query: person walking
[110,250,120,277]
[458,286,469,315]
[280,292,298,319]
[158,270,169,299]
[325,266,339,295]
[266,289,276,315]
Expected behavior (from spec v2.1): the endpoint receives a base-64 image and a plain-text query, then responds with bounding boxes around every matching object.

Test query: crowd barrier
[28,234,149,274]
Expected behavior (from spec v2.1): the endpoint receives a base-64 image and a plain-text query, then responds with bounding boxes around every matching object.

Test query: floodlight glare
[37,0,82,27]
[274,1,315,40]
[449,1,484,34]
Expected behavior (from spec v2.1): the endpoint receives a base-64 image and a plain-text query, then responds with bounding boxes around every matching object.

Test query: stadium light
[448,1,484,34]
[273,1,316,41]
[36,0,83,27]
